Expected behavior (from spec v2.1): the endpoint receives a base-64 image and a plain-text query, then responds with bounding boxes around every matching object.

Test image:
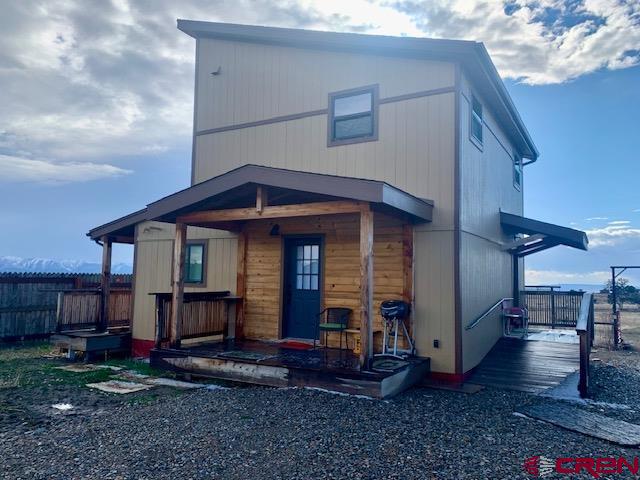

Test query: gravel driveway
[1,346,639,479]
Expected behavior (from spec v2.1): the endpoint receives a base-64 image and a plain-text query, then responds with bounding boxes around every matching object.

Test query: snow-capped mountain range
[0,256,132,274]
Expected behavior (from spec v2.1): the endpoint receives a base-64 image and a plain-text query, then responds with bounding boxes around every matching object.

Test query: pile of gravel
[2,369,639,480]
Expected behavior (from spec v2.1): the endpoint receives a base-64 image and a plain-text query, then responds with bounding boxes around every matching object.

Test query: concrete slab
[86,380,153,394]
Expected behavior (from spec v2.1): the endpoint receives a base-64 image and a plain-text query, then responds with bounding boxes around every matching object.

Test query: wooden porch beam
[359,205,374,369]
[170,222,187,348]
[97,236,112,332]
[177,200,366,225]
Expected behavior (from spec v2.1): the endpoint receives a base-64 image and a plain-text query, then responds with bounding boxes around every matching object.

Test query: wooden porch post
[98,235,112,332]
[359,205,374,369]
[235,230,247,339]
[170,222,187,348]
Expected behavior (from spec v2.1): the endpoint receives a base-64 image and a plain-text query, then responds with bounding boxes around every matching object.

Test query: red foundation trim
[132,338,155,358]
[429,369,475,384]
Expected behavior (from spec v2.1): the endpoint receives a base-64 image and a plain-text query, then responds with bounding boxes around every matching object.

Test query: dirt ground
[1,342,639,479]
[593,293,640,350]
[0,342,191,430]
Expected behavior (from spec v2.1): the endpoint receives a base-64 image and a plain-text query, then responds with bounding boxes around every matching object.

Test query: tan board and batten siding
[132,222,237,342]
[131,35,521,375]
[458,72,523,372]
[191,38,457,373]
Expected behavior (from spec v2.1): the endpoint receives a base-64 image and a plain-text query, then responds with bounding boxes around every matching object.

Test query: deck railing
[576,293,595,398]
[56,289,132,332]
[521,290,584,328]
[154,291,232,346]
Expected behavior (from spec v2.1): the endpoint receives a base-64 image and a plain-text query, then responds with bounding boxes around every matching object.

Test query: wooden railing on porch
[56,288,132,332]
[521,290,584,328]
[154,291,233,346]
[577,293,595,398]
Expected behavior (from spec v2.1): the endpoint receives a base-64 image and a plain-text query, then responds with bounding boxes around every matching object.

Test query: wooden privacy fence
[0,273,131,340]
[154,291,231,346]
[56,289,132,332]
[521,290,584,328]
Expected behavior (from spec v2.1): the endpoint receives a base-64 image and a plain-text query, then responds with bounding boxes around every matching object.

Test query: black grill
[380,300,410,320]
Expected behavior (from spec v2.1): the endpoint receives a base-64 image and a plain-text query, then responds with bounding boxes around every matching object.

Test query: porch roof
[500,211,588,256]
[88,165,434,241]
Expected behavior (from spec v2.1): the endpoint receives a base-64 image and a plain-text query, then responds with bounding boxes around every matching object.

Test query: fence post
[550,290,556,329]
[55,292,64,333]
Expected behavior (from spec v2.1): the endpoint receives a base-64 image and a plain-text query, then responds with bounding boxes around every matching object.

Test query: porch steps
[150,346,430,399]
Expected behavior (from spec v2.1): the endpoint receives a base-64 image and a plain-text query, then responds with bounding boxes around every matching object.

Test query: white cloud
[0,0,638,183]
[0,154,131,184]
[586,217,608,221]
[608,220,630,225]
[585,223,640,247]
[384,0,640,84]
[526,269,610,285]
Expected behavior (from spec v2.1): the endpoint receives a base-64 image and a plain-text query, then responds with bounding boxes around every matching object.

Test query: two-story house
[88,20,588,397]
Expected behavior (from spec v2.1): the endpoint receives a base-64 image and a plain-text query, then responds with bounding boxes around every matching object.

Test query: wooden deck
[151,340,430,398]
[468,337,580,394]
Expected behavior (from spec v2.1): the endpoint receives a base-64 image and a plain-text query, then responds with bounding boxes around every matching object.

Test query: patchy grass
[103,358,172,378]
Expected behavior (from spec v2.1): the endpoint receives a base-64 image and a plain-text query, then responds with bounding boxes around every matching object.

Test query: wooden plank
[359,206,374,369]
[235,230,247,339]
[98,236,112,332]
[177,200,365,224]
[256,186,267,213]
[469,338,580,393]
[520,403,640,447]
[170,223,187,348]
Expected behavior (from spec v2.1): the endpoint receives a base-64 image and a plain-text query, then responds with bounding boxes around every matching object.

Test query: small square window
[513,153,523,190]
[328,86,378,146]
[470,94,483,146]
[184,243,206,284]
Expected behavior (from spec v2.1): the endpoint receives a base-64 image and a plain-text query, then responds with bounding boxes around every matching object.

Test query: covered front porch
[90,165,433,397]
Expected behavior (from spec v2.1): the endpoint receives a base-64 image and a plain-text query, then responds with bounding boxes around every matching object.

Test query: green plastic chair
[315,308,352,350]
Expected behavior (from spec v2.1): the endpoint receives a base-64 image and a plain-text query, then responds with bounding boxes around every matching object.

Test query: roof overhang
[177,20,538,161]
[501,211,588,257]
[88,165,434,241]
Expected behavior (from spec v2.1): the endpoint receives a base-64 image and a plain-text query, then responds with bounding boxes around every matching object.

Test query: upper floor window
[328,85,378,146]
[184,242,206,284]
[470,94,483,147]
[513,153,523,191]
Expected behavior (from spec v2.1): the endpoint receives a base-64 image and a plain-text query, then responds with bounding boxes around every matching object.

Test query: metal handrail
[465,297,513,331]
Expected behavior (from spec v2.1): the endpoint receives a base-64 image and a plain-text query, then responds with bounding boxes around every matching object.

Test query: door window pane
[294,242,320,291]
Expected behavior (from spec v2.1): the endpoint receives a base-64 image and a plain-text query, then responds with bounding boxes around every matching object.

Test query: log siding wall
[241,212,408,350]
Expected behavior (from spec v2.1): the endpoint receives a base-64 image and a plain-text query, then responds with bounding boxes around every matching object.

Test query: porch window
[296,244,319,290]
[470,94,483,146]
[513,153,523,190]
[184,242,205,284]
[328,85,378,146]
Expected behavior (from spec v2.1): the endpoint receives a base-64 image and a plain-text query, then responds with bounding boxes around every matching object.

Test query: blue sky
[0,0,639,285]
